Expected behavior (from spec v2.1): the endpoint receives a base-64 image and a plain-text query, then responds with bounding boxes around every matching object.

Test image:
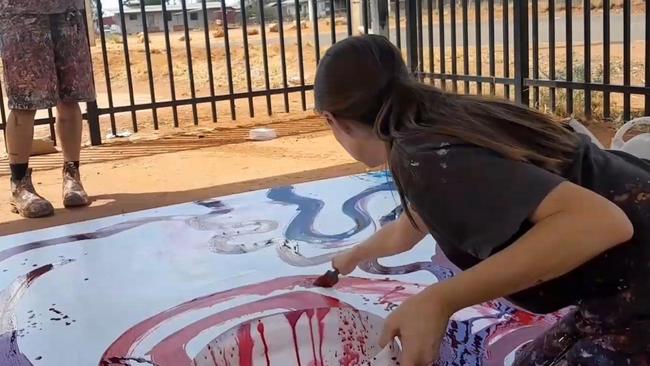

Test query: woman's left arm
[380,181,634,366]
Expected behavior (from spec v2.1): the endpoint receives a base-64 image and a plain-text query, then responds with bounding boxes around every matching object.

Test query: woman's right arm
[333,210,427,275]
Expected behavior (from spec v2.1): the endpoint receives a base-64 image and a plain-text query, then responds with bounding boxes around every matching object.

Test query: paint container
[611,117,650,160]
[249,128,278,141]
[194,307,401,366]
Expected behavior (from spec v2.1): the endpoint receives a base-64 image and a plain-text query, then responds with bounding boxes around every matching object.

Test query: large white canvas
[0,173,561,366]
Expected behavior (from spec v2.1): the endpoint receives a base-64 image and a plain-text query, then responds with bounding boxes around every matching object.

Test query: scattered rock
[178,35,190,42]
[269,23,279,32]
[325,17,348,26]
[247,27,259,35]
[213,27,225,38]
[290,21,308,30]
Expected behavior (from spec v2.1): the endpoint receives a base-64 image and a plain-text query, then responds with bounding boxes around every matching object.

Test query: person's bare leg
[6,110,36,166]
[57,102,89,207]
[56,101,82,162]
[7,109,54,217]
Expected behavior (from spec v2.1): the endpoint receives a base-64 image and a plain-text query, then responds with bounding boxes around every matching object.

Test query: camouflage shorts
[0,10,95,111]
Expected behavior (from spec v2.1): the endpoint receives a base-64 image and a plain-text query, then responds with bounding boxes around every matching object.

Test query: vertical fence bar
[117,1,138,131]
[583,0,591,119]
[427,0,434,79]
[417,0,424,78]
[161,0,179,127]
[47,109,56,145]
[438,0,446,89]
[474,0,482,94]
[0,77,6,126]
[139,0,159,129]
[86,101,102,146]
[603,0,611,119]
[346,0,353,36]
[450,0,458,92]
[503,0,510,99]
[448,0,458,93]
[565,0,573,115]
[646,0,650,115]
[311,0,321,64]
[258,0,273,115]
[395,0,402,48]
[461,0,469,93]
[294,0,308,110]
[362,0,369,33]
[488,0,495,95]
[405,0,418,72]
[201,0,218,122]
[532,0,539,107]
[181,0,199,124]
[513,0,529,105]
[239,0,255,117]
[623,0,631,120]
[277,0,290,113]
[96,0,116,135]
[549,0,556,112]
[330,0,337,44]
[220,0,237,119]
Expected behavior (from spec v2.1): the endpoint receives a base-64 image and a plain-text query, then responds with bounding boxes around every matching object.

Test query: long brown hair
[314,35,579,222]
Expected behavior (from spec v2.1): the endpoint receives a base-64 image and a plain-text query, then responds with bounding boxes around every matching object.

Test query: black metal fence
[411,0,650,123]
[0,0,648,147]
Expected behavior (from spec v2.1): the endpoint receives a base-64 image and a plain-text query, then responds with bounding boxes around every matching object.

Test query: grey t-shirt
[391,133,650,313]
[0,0,85,15]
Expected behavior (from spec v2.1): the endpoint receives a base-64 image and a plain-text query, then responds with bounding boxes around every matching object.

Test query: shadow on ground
[0,162,366,236]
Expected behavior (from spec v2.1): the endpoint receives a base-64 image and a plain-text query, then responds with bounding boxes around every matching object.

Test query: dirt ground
[0,115,369,236]
[0,113,618,236]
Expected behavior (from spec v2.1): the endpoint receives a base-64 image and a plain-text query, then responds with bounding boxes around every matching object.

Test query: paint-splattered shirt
[391,132,650,314]
[0,0,84,15]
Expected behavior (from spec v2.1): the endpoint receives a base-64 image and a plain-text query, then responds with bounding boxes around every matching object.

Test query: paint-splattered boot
[10,169,54,218]
[62,162,89,208]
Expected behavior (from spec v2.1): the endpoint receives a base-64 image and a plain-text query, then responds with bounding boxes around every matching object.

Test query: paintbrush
[313,268,340,288]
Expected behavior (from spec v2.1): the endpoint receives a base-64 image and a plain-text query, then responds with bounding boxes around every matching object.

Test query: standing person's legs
[1,14,58,217]
[51,8,96,207]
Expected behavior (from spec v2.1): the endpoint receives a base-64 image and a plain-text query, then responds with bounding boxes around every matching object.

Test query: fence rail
[0,0,648,147]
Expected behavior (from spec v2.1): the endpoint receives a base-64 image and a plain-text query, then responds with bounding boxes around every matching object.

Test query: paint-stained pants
[513,274,650,366]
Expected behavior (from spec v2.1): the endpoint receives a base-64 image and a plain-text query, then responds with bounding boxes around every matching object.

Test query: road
[235,12,646,50]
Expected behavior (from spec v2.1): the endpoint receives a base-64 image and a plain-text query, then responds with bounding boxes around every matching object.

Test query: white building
[115,3,241,34]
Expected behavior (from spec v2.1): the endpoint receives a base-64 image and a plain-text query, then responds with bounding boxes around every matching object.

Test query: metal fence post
[86,101,102,146]
[370,0,390,38]
[513,0,529,106]
[404,0,418,73]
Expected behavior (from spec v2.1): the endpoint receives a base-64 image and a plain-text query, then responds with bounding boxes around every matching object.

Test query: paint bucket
[193,307,401,366]
[611,117,650,160]
[249,128,278,141]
